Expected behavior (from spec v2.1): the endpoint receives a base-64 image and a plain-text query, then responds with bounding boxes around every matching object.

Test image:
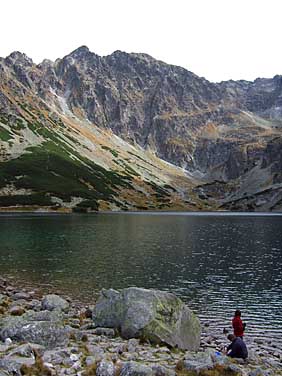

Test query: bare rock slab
[0,310,69,349]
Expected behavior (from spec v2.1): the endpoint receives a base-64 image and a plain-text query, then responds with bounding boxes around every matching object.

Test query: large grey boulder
[92,287,201,350]
[0,310,69,349]
[41,294,69,312]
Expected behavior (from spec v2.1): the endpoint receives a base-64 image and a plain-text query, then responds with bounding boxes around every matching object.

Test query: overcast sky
[1,0,281,82]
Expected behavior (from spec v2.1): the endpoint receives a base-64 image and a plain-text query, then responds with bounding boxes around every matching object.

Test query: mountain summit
[0,47,281,211]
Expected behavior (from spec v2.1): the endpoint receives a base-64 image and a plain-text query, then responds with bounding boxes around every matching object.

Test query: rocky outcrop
[92,287,201,351]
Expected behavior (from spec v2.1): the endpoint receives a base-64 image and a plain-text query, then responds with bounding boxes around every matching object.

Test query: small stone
[232,358,246,365]
[0,344,9,352]
[120,361,154,376]
[262,357,280,368]
[117,343,127,355]
[254,338,264,345]
[94,327,115,337]
[80,322,96,330]
[227,364,243,373]
[84,307,93,318]
[70,353,79,362]
[248,368,267,376]
[85,356,97,366]
[0,294,8,305]
[122,352,138,361]
[127,338,139,353]
[69,318,81,329]
[85,344,105,362]
[0,277,7,287]
[96,359,115,376]
[4,338,12,346]
[72,360,81,370]
[183,351,213,372]
[151,364,176,376]
[11,292,31,300]
[43,348,69,365]
[28,299,41,311]
[43,361,55,369]
[7,343,44,358]
[9,305,26,316]
[6,286,14,292]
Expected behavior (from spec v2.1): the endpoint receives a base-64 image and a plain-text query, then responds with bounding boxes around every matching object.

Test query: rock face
[92,287,201,351]
[0,46,282,211]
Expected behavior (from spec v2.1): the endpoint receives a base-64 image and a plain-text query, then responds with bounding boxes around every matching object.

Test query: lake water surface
[0,212,281,347]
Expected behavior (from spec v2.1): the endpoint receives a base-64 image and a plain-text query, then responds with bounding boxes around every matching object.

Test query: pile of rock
[0,278,281,375]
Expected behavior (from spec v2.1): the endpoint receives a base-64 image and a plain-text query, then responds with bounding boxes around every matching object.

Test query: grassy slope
[0,139,136,210]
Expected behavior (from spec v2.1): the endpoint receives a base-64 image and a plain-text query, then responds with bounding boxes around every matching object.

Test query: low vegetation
[0,139,134,210]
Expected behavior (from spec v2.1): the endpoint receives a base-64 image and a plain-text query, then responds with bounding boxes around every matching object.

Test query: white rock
[4,338,12,345]
[70,353,79,362]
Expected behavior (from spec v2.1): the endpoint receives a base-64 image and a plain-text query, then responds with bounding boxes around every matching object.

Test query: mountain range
[0,46,282,212]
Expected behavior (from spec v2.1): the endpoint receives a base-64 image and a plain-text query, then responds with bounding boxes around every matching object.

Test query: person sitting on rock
[226,334,248,360]
[232,309,245,338]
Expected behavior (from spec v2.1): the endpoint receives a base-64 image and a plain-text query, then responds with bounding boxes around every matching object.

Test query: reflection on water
[0,212,281,345]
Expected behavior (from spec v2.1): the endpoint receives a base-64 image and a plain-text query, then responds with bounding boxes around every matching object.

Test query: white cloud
[1,0,281,82]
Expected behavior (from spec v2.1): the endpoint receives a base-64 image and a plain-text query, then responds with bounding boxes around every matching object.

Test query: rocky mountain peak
[57,46,103,73]
[5,51,33,67]
[68,45,91,59]
[38,59,54,68]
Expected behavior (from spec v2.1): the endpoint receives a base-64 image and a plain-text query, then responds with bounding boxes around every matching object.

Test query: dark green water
[0,212,281,345]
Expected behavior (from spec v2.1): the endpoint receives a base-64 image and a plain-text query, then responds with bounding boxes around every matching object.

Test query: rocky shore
[0,278,281,376]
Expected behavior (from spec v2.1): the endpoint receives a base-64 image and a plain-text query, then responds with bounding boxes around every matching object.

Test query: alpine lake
[0,212,281,350]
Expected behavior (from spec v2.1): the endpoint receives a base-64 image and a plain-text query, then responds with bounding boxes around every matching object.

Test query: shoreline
[1,209,282,216]
[0,277,281,375]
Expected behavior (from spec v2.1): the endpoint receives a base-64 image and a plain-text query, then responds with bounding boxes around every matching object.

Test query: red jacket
[232,316,244,337]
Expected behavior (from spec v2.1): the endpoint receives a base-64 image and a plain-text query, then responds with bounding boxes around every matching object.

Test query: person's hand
[220,345,227,354]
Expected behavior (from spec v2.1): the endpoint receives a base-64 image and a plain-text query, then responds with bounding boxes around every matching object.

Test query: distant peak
[69,45,90,57]
[112,50,127,56]
[5,51,33,66]
[38,59,54,69]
